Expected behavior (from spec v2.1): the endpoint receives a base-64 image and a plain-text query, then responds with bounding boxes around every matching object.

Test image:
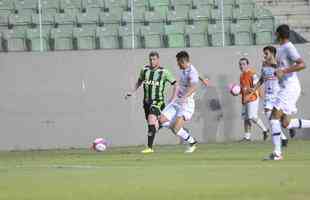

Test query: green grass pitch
[1,140,310,200]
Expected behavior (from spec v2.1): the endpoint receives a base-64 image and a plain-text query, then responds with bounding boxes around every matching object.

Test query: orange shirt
[240,68,258,104]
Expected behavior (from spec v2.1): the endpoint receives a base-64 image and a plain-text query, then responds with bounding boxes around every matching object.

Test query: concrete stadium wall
[0,44,310,150]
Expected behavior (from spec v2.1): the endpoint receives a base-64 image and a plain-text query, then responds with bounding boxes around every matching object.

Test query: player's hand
[275,69,285,79]
[201,78,209,86]
[247,88,256,95]
[125,93,132,100]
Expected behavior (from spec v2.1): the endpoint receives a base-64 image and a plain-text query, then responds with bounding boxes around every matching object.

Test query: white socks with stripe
[287,118,310,129]
[176,128,195,144]
[270,119,282,155]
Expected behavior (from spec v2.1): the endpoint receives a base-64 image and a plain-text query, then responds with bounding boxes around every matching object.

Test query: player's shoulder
[189,64,198,74]
[248,67,257,75]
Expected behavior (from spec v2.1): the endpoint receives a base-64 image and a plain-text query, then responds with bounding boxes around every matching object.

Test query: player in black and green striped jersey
[126,51,178,153]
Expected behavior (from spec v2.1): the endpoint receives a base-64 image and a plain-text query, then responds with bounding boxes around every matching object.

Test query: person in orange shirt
[239,58,268,141]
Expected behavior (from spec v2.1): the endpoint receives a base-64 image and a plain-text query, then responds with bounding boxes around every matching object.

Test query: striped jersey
[139,65,176,102]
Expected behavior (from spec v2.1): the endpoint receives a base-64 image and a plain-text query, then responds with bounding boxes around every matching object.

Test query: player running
[252,46,291,146]
[125,51,178,154]
[238,58,269,141]
[265,24,310,160]
[158,51,199,153]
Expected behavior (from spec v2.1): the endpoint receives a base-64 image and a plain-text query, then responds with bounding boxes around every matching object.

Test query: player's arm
[276,47,305,78]
[199,76,209,86]
[125,69,144,99]
[282,58,305,73]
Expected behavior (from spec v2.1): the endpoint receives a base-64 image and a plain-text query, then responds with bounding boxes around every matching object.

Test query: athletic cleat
[185,143,197,153]
[263,152,283,161]
[141,148,154,154]
[289,129,296,138]
[281,139,288,147]
[263,130,269,141]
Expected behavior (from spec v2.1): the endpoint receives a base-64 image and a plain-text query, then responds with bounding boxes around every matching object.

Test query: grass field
[1,140,310,200]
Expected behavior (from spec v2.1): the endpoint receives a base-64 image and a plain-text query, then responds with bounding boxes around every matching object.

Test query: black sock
[147,125,156,149]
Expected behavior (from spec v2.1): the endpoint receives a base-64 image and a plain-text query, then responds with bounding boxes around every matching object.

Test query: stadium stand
[0,0,307,51]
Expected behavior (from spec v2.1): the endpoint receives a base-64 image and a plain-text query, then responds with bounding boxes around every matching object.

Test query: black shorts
[143,100,165,120]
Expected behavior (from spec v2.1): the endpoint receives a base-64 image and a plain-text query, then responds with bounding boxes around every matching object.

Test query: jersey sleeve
[287,43,301,62]
[165,69,176,84]
[189,68,199,84]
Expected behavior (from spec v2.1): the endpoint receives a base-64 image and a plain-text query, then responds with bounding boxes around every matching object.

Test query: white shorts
[274,85,301,115]
[264,95,276,111]
[161,98,195,122]
[242,98,259,120]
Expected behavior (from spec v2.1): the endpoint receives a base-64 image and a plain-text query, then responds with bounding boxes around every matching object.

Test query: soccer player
[158,51,198,153]
[238,58,269,141]
[253,46,290,146]
[265,24,310,160]
[125,51,178,154]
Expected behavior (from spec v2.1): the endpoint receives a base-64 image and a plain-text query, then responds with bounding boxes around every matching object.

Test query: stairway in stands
[256,0,310,40]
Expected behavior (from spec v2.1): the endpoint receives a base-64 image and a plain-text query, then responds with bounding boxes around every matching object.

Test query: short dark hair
[176,51,190,62]
[239,57,249,64]
[149,51,159,58]
[263,46,277,57]
[276,24,290,39]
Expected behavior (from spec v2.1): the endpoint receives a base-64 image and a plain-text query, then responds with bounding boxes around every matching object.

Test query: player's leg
[141,101,155,153]
[240,104,252,141]
[242,119,252,141]
[282,116,310,129]
[248,99,268,140]
[264,107,284,160]
[171,116,197,153]
[280,88,310,133]
[265,107,288,144]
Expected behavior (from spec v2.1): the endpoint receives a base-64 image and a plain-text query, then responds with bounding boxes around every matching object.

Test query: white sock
[265,111,272,121]
[244,132,251,140]
[270,119,282,155]
[176,128,195,144]
[287,118,310,129]
[252,118,268,132]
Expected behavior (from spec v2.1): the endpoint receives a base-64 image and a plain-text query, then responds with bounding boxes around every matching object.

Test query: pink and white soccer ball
[228,83,241,96]
[92,138,108,152]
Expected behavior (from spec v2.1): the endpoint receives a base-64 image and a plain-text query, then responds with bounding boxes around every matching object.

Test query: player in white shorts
[265,25,310,160]
[253,46,290,146]
[159,51,198,153]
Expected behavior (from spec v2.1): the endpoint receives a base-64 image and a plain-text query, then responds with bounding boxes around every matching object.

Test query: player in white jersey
[264,25,310,160]
[159,51,198,153]
[254,46,290,146]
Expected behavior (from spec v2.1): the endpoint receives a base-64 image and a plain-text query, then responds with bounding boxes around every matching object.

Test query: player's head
[149,51,160,68]
[275,24,290,43]
[239,57,249,72]
[176,51,190,69]
[263,46,277,62]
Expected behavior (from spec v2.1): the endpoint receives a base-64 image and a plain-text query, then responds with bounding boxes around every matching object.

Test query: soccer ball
[229,83,241,96]
[92,138,108,152]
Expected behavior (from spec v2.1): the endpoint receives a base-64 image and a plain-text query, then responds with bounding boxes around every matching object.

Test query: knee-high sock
[176,128,196,144]
[287,118,310,129]
[265,111,287,139]
[147,125,156,148]
[270,119,282,155]
[251,118,268,132]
